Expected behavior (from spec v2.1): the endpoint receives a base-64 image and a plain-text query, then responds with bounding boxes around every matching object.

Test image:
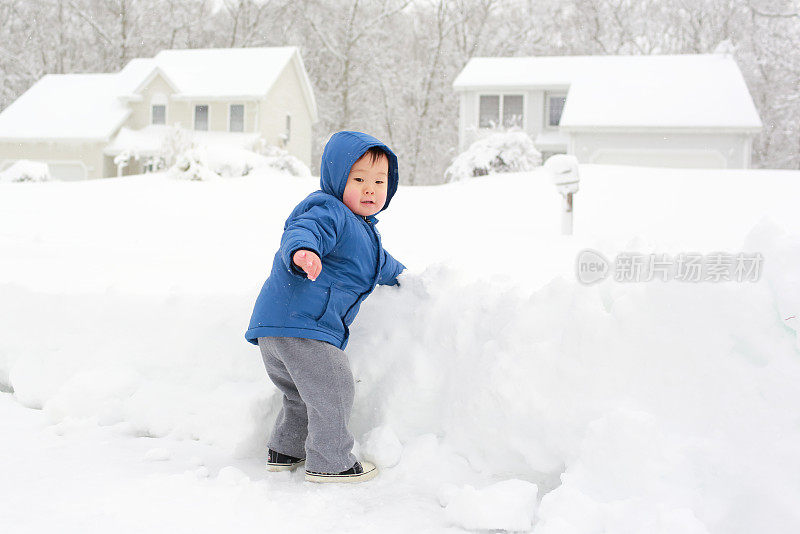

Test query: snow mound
[361,424,403,468]
[440,479,539,531]
[1,168,800,532]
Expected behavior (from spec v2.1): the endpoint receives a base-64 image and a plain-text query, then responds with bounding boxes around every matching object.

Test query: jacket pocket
[288,283,331,323]
[318,284,359,332]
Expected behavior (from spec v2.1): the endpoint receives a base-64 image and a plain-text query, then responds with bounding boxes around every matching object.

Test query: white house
[453,53,762,168]
[0,47,318,180]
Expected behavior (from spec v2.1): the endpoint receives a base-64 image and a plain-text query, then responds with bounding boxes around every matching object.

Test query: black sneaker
[266,448,306,472]
[305,460,378,483]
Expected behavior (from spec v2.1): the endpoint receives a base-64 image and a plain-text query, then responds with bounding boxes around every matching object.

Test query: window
[479,95,500,128]
[503,95,523,128]
[229,104,244,132]
[194,105,209,131]
[151,104,166,125]
[479,94,524,129]
[547,94,567,127]
[151,93,167,125]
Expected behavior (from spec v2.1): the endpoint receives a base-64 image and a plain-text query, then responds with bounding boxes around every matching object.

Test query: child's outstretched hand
[293,250,322,281]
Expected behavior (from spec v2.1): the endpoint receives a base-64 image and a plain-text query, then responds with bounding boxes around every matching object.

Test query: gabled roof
[118,47,301,99]
[453,54,762,131]
[0,46,318,141]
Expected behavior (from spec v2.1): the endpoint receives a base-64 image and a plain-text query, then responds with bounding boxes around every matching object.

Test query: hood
[320,131,399,214]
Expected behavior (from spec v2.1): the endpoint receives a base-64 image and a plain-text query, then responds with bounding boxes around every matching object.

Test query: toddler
[245,131,405,483]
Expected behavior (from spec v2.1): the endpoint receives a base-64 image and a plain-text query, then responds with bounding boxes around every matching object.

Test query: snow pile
[360,424,403,468]
[1,166,800,532]
[445,130,542,182]
[0,160,50,182]
[440,479,539,531]
[353,243,800,532]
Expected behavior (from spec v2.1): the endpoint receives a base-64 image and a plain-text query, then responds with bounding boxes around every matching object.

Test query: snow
[0,159,50,182]
[440,479,539,531]
[0,73,130,140]
[128,47,298,99]
[534,130,570,150]
[453,54,762,129]
[2,164,800,532]
[445,130,542,182]
[103,127,311,180]
[167,144,311,181]
[104,125,262,157]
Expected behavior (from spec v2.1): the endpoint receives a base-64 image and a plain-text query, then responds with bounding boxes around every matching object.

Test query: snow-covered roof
[453,54,762,130]
[117,47,300,99]
[0,47,316,141]
[0,73,131,140]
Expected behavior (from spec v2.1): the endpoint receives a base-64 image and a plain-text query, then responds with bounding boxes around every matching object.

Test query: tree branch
[67,0,114,45]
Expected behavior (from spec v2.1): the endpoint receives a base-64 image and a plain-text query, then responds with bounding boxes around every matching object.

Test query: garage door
[589,149,727,169]
[48,162,87,181]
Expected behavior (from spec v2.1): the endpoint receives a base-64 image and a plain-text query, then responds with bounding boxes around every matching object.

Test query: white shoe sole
[266,459,305,472]
[305,461,378,483]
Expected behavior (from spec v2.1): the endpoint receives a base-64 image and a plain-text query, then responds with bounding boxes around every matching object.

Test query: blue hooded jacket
[245,131,405,350]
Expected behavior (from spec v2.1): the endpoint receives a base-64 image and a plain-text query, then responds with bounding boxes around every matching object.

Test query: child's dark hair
[359,146,389,166]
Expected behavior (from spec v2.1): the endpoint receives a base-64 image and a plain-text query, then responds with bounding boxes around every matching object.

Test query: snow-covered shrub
[444,130,542,182]
[0,160,51,183]
[163,130,310,181]
[168,145,302,181]
[142,156,167,173]
[168,147,219,181]
[206,146,267,178]
[256,140,311,177]
[158,126,194,169]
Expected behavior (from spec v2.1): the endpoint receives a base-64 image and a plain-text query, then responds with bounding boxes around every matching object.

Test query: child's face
[342,153,389,217]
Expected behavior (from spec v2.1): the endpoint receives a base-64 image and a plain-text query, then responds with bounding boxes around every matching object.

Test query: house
[452,53,762,168]
[0,47,318,180]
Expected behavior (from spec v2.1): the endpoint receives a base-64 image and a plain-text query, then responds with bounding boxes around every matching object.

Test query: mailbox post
[544,154,580,235]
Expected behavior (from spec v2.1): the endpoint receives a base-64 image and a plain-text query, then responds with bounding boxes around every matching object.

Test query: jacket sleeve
[279,201,343,278]
[378,249,406,286]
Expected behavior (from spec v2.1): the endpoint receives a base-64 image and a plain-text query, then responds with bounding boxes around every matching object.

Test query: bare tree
[297,0,411,130]
[221,0,281,47]
[1,0,799,175]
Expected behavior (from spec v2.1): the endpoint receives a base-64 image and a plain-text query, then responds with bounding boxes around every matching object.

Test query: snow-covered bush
[0,160,51,183]
[168,147,219,181]
[167,144,310,181]
[256,140,311,177]
[159,126,194,169]
[163,130,311,181]
[444,130,542,182]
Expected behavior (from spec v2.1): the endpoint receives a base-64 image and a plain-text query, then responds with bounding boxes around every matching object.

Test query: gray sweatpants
[257,336,357,474]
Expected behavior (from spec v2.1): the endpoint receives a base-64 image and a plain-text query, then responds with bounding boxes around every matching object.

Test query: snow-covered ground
[2,164,800,533]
